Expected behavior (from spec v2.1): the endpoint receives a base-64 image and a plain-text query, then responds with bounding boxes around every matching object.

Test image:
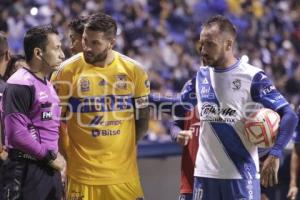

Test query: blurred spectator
[286,65,300,106]
[3,54,26,81]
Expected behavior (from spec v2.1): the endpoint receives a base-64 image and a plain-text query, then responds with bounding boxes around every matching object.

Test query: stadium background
[0,0,300,199]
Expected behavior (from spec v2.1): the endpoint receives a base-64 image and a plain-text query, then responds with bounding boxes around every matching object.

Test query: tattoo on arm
[135,106,150,143]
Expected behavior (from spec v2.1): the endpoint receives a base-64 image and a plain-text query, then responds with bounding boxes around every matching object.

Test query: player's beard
[83,47,109,65]
[202,52,225,67]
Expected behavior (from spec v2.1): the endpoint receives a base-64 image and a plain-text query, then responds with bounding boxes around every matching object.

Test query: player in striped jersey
[169,81,200,200]
[181,15,298,200]
[173,107,200,200]
[150,86,199,200]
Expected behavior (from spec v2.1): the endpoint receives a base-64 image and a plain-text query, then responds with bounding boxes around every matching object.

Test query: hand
[176,130,193,146]
[260,155,280,187]
[60,157,67,183]
[49,153,66,171]
[0,149,8,161]
[287,186,298,200]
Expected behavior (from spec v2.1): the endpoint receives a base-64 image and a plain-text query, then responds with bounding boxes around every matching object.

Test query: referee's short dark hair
[24,25,58,62]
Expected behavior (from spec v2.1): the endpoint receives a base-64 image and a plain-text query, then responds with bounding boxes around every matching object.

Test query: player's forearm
[135,119,148,142]
[5,113,47,159]
[58,122,69,160]
[270,106,298,157]
[289,145,300,187]
[135,107,150,142]
[170,124,182,141]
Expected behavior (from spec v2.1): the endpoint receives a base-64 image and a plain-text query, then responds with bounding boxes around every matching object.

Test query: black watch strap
[43,150,57,164]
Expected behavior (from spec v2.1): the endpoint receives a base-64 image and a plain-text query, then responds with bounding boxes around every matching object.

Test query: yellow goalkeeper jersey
[52,51,150,185]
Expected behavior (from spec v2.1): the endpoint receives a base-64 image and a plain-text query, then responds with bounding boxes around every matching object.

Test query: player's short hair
[24,25,58,62]
[85,12,117,39]
[0,31,8,57]
[203,15,237,39]
[68,16,89,35]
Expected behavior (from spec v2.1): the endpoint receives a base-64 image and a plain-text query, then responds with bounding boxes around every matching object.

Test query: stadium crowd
[0,0,300,141]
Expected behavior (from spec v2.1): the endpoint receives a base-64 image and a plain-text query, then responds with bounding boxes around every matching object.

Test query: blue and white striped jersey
[181,58,288,179]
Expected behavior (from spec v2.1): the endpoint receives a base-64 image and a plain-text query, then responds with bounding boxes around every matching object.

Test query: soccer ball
[244,108,280,148]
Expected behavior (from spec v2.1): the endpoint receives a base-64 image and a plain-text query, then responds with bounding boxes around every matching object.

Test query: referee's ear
[4,50,11,62]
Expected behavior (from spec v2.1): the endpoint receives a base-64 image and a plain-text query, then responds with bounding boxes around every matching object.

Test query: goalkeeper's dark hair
[85,12,117,40]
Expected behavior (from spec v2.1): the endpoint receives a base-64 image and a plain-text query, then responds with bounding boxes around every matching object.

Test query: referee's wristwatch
[43,150,57,164]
